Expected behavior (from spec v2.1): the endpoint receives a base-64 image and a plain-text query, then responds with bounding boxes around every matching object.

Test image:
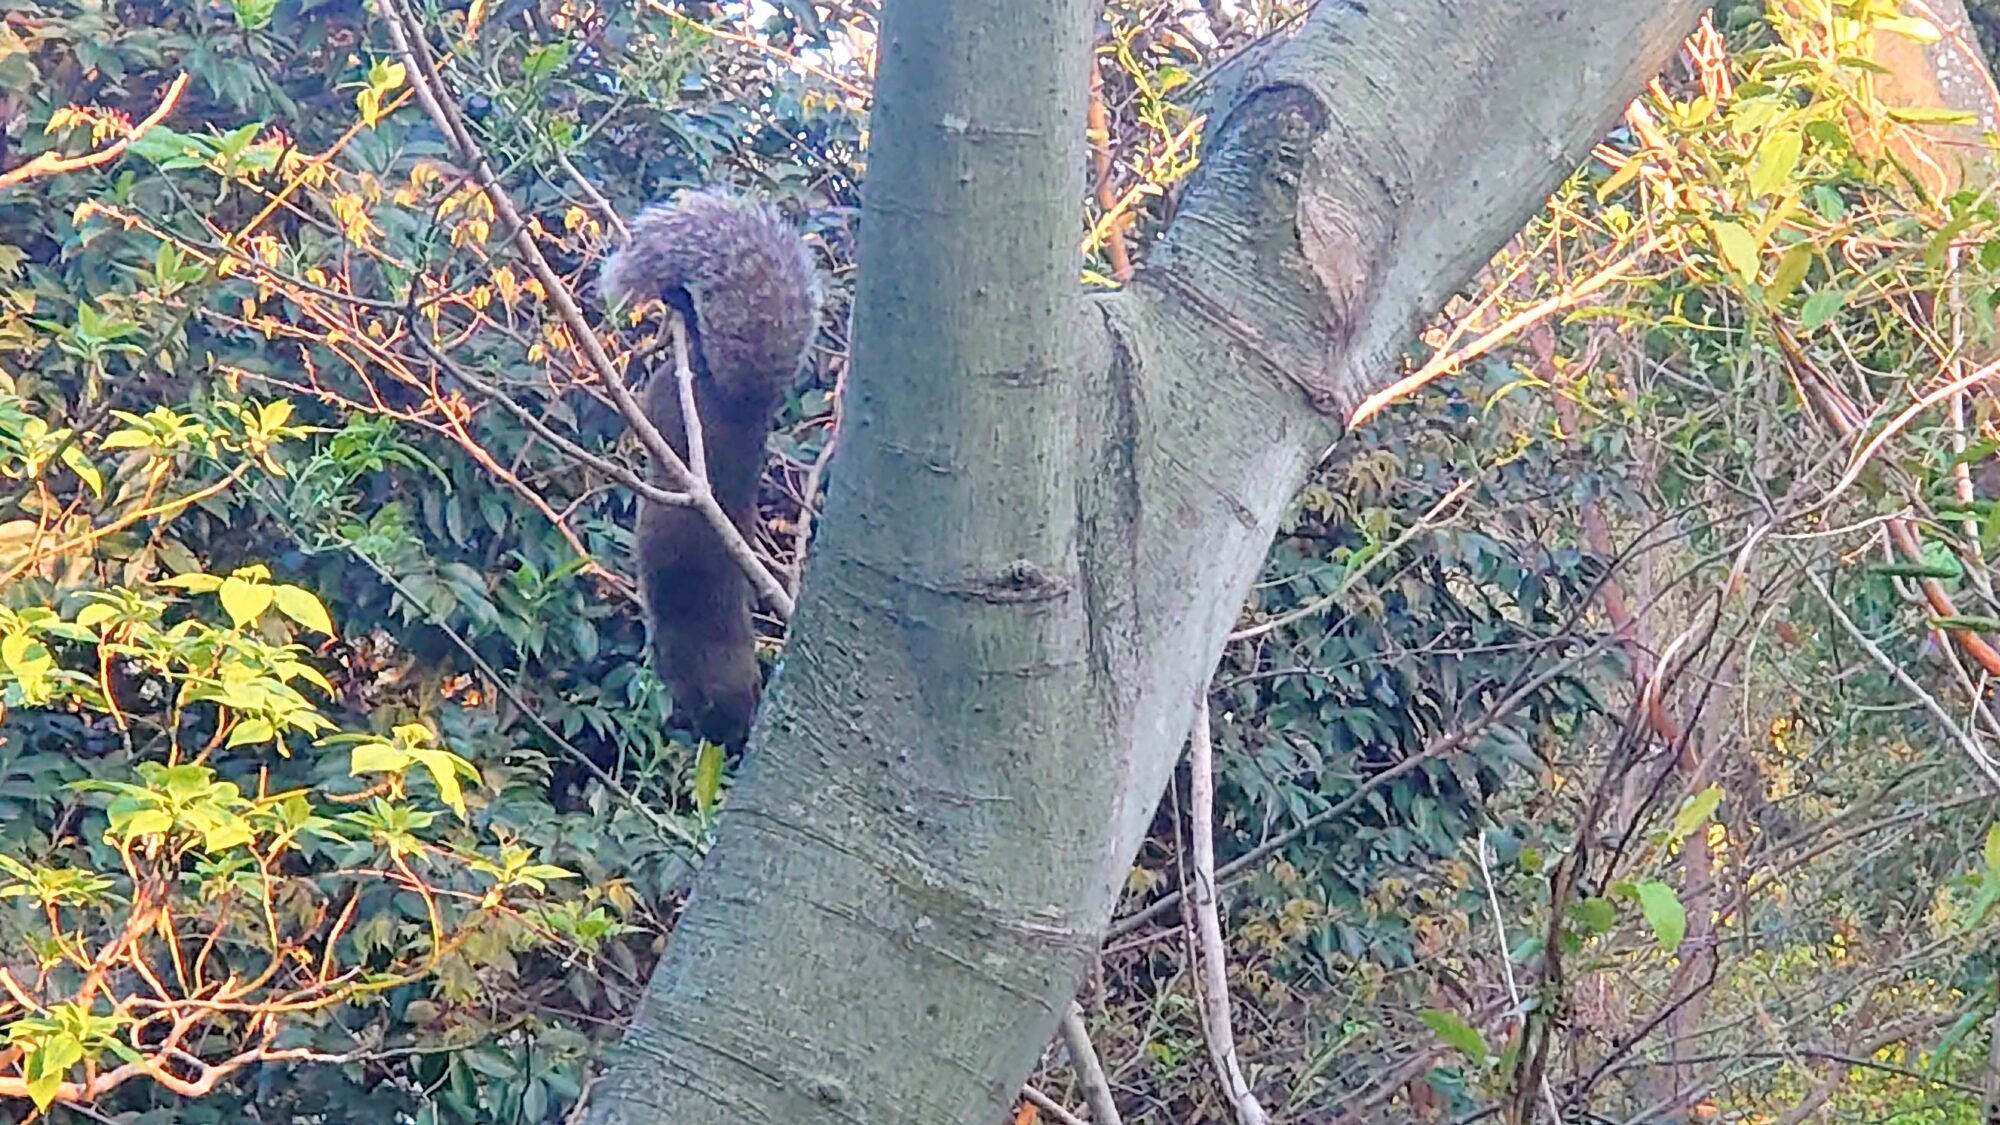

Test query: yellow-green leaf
[1711,221,1762,286]
[226,719,277,748]
[24,1035,83,1110]
[694,741,724,818]
[201,817,254,854]
[408,747,474,818]
[59,446,101,498]
[1877,15,1941,42]
[158,573,224,593]
[25,1068,58,1112]
[1747,128,1803,200]
[117,807,174,839]
[272,585,335,635]
[1596,156,1645,203]
[74,603,118,629]
[1668,785,1724,844]
[1766,243,1814,308]
[1,632,42,675]
[1635,880,1687,954]
[350,740,408,776]
[1887,106,1979,126]
[218,576,274,627]
[96,428,155,451]
[1983,823,2000,871]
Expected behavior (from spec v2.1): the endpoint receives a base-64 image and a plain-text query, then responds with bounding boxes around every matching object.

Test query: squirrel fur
[600,189,821,750]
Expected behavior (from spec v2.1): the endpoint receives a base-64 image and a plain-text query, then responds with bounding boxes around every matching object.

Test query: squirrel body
[601,189,820,750]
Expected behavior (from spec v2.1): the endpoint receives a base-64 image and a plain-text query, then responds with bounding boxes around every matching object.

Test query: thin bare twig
[1348,232,1675,428]
[1022,1084,1091,1125]
[1805,567,2000,790]
[672,316,709,488]
[1185,695,1269,1125]
[1474,833,1564,1123]
[1059,1003,1124,1125]
[0,73,191,190]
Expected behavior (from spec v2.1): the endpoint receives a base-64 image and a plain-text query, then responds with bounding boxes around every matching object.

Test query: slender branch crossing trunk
[591,3,1708,1122]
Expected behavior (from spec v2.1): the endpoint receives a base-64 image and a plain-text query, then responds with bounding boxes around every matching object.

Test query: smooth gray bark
[591,3,1708,1123]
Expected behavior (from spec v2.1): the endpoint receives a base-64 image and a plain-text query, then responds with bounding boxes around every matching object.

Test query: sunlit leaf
[1668,785,1723,845]
[1746,128,1802,199]
[407,747,473,817]
[218,576,274,627]
[350,740,408,776]
[272,585,335,635]
[1765,243,1813,308]
[1886,106,1976,126]
[1635,881,1687,954]
[695,742,724,819]
[226,719,276,748]
[1711,221,1761,286]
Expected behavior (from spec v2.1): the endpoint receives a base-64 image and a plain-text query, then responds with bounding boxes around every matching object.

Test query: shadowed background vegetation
[4,1,2000,1122]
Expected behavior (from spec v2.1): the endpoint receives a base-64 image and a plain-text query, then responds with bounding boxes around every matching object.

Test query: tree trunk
[589,3,1708,1123]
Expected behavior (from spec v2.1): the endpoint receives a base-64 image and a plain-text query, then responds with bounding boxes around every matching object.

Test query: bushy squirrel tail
[603,188,821,752]
[600,189,821,401]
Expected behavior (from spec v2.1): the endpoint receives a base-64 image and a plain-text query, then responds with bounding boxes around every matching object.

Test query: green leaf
[272,585,335,635]
[694,742,725,819]
[1634,880,1687,954]
[1419,1009,1488,1064]
[74,603,118,629]
[1766,243,1813,307]
[59,446,101,497]
[1711,221,1761,286]
[226,719,277,748]
[158,573,224,593]
[1887,106,1978,126]
[1800,287,1847,331]
[1970,874,2000,925]
[115,808,174,839]
[218,576,275,627]
[1572,897,1617,935]
[350,740,409,776]
[39,1035,83,1077]
[1983,823,2000,871]
[407,747,472,817]
[521,42,572,82]
[1876,15,1941,42]
[200,816,254,854]
[1747,128,1803,199]
[1668,785,1724,844]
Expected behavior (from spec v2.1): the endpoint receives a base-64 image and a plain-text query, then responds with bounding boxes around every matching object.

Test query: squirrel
[599,189,822,751]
